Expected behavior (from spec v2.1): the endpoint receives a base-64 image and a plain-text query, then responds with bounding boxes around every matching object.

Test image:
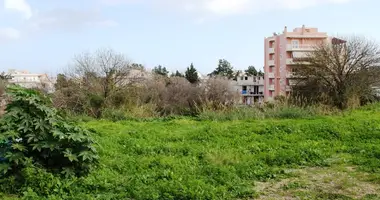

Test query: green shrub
[265,106,315,119]
[197,105,316,121]
[0,85,98,179]
[101,108,127,122]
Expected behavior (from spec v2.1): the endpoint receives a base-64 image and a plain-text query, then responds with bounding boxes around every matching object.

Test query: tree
[257,70,264,76]
[152,65,169,77]
[208,59,234,79]
[291,36,380,109]
[171,70,185,78]
[245,66,258,76]
[185,63,199,84]
[64,48,132,117]
[0,72,12,81]
[232,70,242,81]
[131,63,145,70]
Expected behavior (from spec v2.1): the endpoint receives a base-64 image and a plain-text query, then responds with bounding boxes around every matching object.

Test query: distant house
[7,69,56,93]
[231,73,264,105]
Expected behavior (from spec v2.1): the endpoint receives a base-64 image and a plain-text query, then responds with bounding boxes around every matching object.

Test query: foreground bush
[0,86,98,184]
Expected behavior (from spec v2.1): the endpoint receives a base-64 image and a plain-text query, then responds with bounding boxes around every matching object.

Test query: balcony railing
[286,58,294,65]
[268,60,275,66]
[286,85,291,91]
[268,85,275,90]
[268,48,275,54]
[241,90,264,96]
[286,34,328,39]
[268,72,275,78]
[286,44,315,51]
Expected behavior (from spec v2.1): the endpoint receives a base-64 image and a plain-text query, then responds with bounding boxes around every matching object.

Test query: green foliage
[101,108,127,122]
[0,85,98,179]
[2,103,380,199]
[131,63,145,70]
[152,65,169,77]
[185,63,199,84]
[198,105,316,121]
[170,70,185,78]
[209,59,234,79]
[245,66,258,76]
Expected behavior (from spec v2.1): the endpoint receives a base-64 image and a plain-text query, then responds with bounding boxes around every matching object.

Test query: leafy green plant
[101,108,127,122]
[0,85,98,178]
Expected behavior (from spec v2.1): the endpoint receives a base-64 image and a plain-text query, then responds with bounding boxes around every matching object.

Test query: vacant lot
[2,106,380,199]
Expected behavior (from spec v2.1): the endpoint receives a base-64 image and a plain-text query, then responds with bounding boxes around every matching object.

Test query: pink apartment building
[264,25,330,101]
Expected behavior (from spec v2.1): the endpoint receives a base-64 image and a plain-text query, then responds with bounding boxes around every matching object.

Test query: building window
[292,40,299,48]
[245,77,248,80]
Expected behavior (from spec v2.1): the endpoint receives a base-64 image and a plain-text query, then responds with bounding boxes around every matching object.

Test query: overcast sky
[0,0,378,75]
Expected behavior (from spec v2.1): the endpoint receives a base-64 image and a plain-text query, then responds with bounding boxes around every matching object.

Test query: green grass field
[2,105,380,199]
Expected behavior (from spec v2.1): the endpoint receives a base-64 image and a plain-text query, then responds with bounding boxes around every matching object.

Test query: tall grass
[197,103,337,121]
[1,105,380,199]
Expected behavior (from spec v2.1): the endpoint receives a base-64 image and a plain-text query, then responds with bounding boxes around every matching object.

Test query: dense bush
[54,73,239,118]
[0,86,98,181]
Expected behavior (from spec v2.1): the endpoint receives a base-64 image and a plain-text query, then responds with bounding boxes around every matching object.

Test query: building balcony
[268,60,275,66]
[286,44,315,51]
[286,34,328,39]
[286,85,291,91]
[241,90,264,96]
[268,85,275,90]
[268,48,275,54]
[286,58,295,65]
[287,58,311,65]
[268,72,275,78]
[286,72,293,78]
[236,80,264,86]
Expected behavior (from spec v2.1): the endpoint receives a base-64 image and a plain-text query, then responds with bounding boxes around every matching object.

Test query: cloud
[4,0,33,19]
[27,9,118,32]
[0,0,118,41]
[101,0,352,16]
[0,27,20,41]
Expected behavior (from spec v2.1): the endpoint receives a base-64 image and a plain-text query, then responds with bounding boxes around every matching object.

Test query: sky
[0,0,379,75]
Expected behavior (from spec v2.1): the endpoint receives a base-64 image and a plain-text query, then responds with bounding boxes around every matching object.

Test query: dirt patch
[255,166,380,200]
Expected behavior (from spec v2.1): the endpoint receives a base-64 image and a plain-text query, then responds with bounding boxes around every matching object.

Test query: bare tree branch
[292,35,380,109]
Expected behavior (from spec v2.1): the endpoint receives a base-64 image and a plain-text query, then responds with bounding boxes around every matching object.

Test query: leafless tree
[67,48,132,99]
[199,76,239,110]
[59,48,133,117]
[158,77,201,115]
[291,36,380,109]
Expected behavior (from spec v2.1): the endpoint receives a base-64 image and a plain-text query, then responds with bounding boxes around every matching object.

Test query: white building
[7,69,56,93]
[231,73,265,105]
